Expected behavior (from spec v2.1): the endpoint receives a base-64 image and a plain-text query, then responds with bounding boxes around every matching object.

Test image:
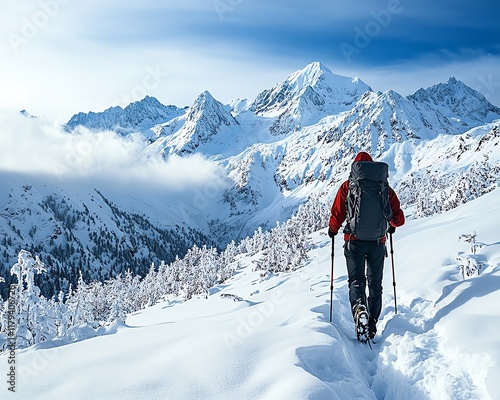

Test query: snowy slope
[6,187,500,400]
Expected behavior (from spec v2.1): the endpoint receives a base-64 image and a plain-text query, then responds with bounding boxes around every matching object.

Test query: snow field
[2,188,500,399]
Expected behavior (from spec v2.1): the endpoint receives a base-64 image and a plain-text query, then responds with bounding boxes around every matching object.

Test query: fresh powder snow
[4,187,499,399]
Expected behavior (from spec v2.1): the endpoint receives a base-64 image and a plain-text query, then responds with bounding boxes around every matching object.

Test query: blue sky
[1,0,499,120]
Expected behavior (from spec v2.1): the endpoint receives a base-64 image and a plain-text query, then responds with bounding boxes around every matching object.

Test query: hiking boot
[368,317,377,340]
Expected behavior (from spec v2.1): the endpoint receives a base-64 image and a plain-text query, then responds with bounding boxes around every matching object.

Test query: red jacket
[329,152,405,241]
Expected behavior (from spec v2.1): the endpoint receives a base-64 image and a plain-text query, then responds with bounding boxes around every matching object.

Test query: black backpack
[345,161,393,240]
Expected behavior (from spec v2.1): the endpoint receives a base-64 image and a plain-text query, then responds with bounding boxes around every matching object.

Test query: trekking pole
[389,233,398,314]
[329,238,334,322]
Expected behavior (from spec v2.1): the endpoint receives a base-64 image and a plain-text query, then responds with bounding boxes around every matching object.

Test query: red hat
[354,151,373,162]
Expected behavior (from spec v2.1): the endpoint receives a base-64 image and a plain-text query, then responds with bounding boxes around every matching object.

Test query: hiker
[328,151,404,340]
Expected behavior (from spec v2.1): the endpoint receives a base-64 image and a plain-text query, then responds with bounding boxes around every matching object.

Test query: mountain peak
[65,96,185,134]
[411,77,480,102]
[306,61,330,71]
[186,90,237,127]
[127,95,162,107]
[194,90,215,104]
[287,61,332,88]
[188,90,223,117]
[284,61,368,94]
[251,62,372,130]
[156,90,239,155]
[124,95,170,113]
[408,77,500,123]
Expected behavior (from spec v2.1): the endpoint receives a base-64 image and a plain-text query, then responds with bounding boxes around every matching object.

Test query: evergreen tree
[9,250,55,346]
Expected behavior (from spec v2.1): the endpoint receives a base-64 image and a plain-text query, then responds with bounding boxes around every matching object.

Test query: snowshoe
[354,304,370,344]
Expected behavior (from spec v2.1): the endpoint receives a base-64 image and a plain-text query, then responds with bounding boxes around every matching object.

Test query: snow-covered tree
[445,162,498,211]
[457,232,486,279]
[256,198,322,274]
[218,241,238,281]
[459,232,478,254]
[65,271,90,327]
[137,263,163,308]
[0,194,330,349]
[9,250,57,347]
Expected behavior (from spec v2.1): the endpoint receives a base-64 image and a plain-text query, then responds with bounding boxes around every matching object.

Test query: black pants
[344,240,386,321]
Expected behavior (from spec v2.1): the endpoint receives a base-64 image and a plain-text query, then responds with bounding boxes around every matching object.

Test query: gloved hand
[328,229,337,238]
[387,226,396,234]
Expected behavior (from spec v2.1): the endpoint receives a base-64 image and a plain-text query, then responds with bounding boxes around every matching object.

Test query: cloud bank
[0,111,228,194]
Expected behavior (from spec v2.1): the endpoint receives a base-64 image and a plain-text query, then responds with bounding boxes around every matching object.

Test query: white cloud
[0,111,228,194]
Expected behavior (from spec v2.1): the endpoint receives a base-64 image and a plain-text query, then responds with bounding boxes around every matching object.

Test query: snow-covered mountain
[65,95,186,135]
[0,173,217,298]
[148,90,241,156]
[250,62,372,134]
[409,77,500,127]
[215,73,500,236]
[2,61,500,299]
